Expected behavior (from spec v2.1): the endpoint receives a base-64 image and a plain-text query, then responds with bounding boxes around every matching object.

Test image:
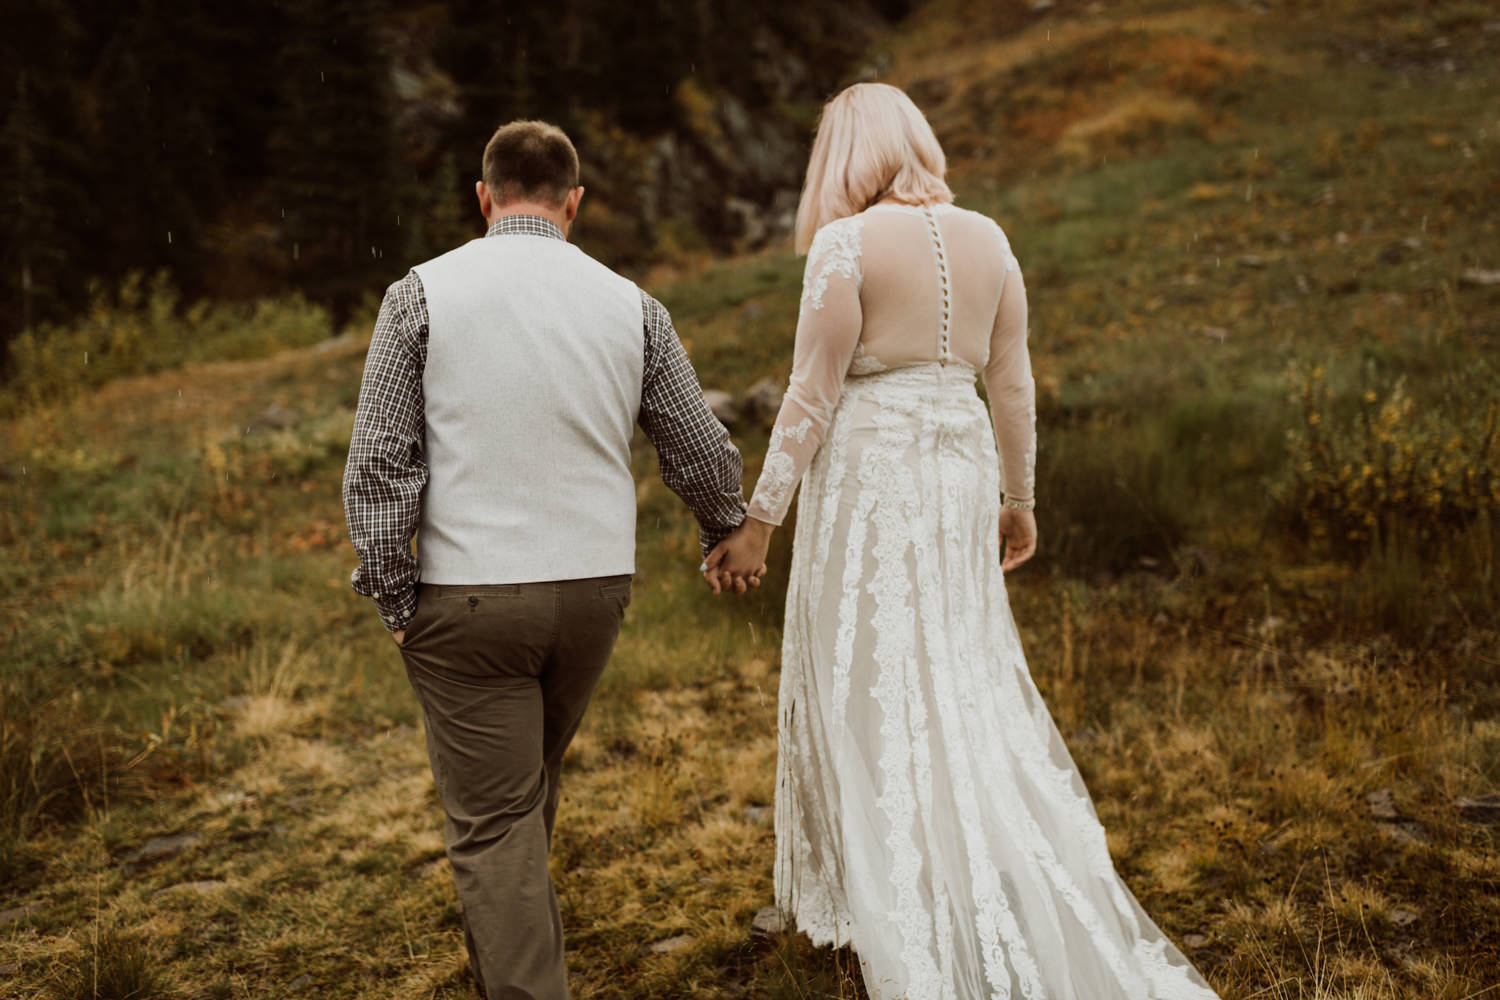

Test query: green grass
[2,1,1499,997]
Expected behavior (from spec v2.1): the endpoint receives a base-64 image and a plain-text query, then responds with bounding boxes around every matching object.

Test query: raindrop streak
[84,351,89,365]
[167,231,173,244]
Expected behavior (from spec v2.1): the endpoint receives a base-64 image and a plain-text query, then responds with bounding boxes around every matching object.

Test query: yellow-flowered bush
[1282,363,1500,556]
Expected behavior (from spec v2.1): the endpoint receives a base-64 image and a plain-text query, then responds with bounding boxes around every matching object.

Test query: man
[342,119,754,999]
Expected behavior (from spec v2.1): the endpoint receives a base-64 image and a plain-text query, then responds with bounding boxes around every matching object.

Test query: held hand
[702,519,774,595]
[998,508,1037,573]
[392,629,406,647]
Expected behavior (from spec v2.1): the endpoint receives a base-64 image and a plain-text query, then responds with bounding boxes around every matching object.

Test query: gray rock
[247,404,299,432]
[0,902,47,926]
[752,906,785,936]
[743,805,773,827]
[726,196,768,248]
[123,831,202,867]
[1366,788,1399,821]
[1389,908,1419,928]
[1456,793,1500,825]
[1459,268,1500,287]
[702,389,739,428]
[288,973,314,989]
[1183,933,1209,948]
[1380,821,1429,846]
[155,880,227,896]
[743,378,785,426]
[648,934,695,955]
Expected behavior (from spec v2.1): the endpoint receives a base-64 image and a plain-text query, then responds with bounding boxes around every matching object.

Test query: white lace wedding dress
[747,202,1219,999]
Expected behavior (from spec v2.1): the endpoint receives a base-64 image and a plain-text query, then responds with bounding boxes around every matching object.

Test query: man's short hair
[481,120,580,208]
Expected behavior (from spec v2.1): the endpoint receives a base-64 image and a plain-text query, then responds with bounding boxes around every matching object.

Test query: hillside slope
[2,2,1497,998]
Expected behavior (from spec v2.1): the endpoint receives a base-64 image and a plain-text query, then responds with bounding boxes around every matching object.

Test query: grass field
[2,2,1498,998]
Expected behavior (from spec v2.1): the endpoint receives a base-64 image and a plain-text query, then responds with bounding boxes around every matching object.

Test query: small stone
[217,695,252,714]
[649,934,695,955]
[1183,933,1209,948]
[1456,793,1500,825]
[287,973,314,989]
[155,880,227,896]
[1198,326,1228,343]
[1459,268,1500,288]
[743,805,773,827]
[1389,908,1419,928]
[702,389,739,428]
[123,831,203,867]
[247,404,299,432]
[1380,821,1429,845]
[0,902,47,926]
[1238,254,1267,268]
[743,378,785,426]
[1366,788,1399,821]
[0,961,20,975]
[752,906,785,936]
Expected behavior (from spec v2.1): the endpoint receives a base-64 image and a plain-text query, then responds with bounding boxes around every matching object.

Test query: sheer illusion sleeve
[747,217,865,525]
[982,237,1036,506]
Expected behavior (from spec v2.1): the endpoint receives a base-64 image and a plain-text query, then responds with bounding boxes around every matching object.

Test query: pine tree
[268,0,407,321]
[0,0,91,354]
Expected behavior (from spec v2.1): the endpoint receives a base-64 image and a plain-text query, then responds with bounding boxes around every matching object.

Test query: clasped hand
[701,518,774,595]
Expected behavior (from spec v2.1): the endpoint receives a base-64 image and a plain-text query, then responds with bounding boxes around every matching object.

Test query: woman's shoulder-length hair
[793,82,954,254]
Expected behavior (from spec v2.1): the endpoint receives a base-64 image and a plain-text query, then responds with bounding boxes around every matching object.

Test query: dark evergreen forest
[0,0,911,362]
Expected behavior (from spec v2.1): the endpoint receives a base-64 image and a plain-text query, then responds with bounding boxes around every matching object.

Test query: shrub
[1,272,333,415]
[1280,364,1500,558]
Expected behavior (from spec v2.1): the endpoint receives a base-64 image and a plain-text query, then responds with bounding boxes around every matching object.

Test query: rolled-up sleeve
[637,291,748,555]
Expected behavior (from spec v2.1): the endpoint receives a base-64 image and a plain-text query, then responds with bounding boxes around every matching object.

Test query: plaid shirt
[342,215,747,631]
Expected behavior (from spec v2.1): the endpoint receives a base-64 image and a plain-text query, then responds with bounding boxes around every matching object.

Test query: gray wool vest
[412,233,645,584]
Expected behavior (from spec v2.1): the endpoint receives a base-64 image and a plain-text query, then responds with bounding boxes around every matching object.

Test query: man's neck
[487,202,570,238]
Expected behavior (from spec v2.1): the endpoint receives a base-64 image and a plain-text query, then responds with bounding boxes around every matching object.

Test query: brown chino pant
[398,575,632,1000]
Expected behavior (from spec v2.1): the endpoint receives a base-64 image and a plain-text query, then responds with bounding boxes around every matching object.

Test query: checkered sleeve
[342,271,429,632]
[638,291,748,556]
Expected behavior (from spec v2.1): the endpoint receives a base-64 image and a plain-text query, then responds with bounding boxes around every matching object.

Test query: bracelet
[1002,495,1036,511]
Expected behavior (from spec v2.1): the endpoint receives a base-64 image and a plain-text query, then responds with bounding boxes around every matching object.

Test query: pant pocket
[597,576,632,611]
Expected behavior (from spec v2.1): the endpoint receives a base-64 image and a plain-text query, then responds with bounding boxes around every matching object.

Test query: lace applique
[801,217,864,312]
[848,342,887,375]
[749,417,813,521]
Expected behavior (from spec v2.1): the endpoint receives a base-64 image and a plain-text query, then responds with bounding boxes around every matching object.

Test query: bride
[704,83,1220,999]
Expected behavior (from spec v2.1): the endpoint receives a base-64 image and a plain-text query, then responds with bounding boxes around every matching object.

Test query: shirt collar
[486,215,566,241]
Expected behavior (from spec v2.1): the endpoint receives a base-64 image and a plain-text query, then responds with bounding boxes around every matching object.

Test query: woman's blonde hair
[793,83,954,253]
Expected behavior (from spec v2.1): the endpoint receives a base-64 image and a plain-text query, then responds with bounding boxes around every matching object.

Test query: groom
[342,119,753,999]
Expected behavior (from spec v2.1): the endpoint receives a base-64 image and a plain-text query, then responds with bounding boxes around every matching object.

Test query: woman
[705,83,1219,998]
